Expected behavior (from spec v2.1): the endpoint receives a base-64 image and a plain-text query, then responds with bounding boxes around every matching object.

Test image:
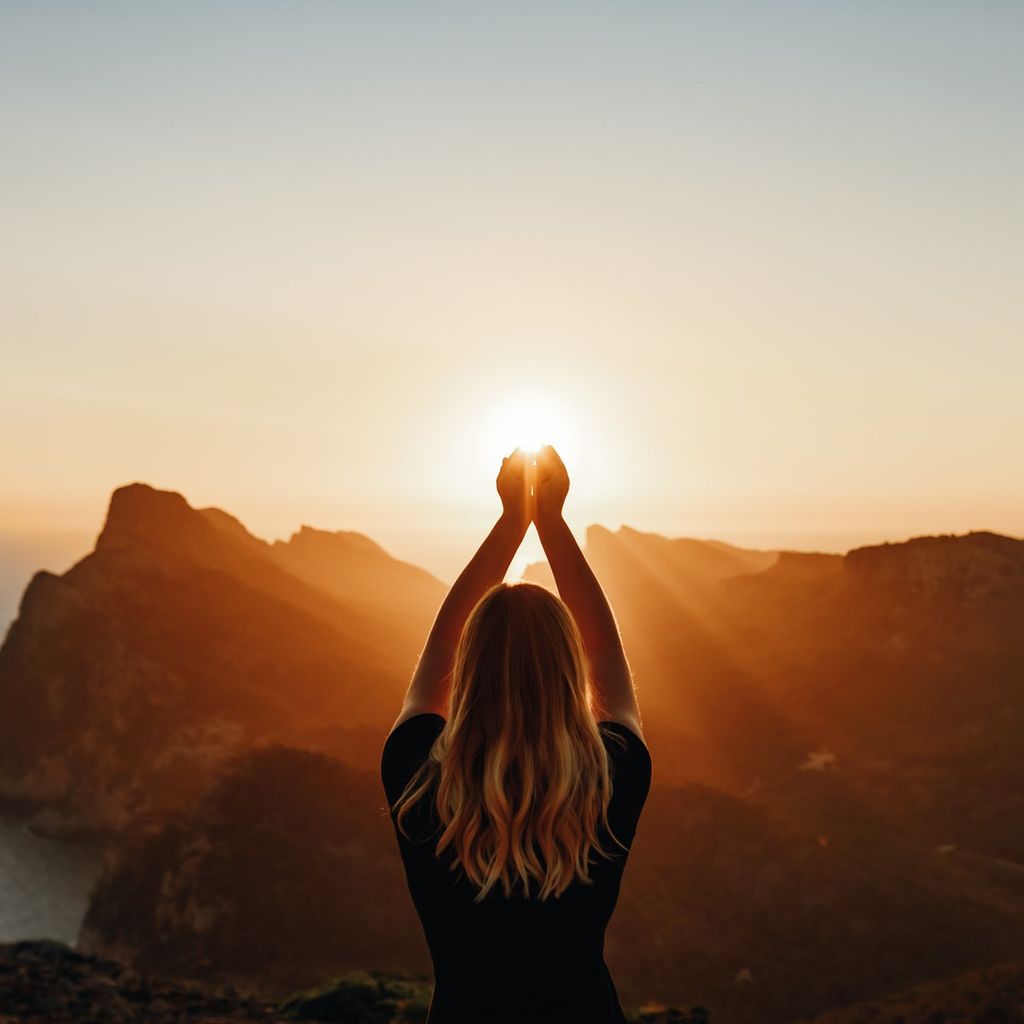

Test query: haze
[2,2,1022,594]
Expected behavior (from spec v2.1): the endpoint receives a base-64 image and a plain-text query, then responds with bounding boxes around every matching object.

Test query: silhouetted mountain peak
[521,560,557,592]
[585,523,617,547]
[845,531,1024,599]
[763,550,843,580]
[98,483,197,551]
[11,570,68,626]
[0,482,446,834]
[199,506,269,554]
[269,524,445,604]
[584,524,778,586]
[275,525,388,559]
[95,484,266,575]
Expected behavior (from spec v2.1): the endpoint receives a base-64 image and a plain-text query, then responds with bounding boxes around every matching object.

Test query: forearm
[535,511,638,721]
[402,511,528,713]
[430,511,529,648]
[534,512,626,665]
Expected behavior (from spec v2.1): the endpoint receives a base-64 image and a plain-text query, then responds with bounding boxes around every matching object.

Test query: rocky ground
[0,939,283,1023]
[0,939,706,1023]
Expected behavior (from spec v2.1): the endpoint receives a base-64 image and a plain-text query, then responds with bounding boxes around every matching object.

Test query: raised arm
[388,448,532,734]
[533,445,644,740]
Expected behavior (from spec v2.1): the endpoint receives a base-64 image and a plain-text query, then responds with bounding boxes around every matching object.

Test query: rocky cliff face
[4,495,1023,1023]
[805,960,1024,1024]
[844,530,1024,602]
[78,745,427,993]
[0,484,446,836]
[78,743,1024,1021]
[584,526,779,596]
[269,525,442,625]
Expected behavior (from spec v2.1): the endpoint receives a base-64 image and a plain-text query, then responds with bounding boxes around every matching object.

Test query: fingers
[534,444,566,479]
[498,448,528,484]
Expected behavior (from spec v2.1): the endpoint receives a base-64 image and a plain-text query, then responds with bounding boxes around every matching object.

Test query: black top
[380,713,652,1024]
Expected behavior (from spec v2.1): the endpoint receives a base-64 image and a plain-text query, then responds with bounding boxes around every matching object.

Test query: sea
[0,810,105,945]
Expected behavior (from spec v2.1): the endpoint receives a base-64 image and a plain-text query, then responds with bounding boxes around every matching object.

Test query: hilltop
[0,483,446,836]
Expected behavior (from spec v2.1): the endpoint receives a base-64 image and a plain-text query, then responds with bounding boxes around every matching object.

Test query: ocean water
[0,811,105,944]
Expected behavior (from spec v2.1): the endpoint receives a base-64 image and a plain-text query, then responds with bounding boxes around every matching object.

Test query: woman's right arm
[533,446,644,740]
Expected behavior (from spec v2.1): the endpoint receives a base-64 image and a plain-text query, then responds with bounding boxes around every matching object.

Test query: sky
[1,1,1022,594]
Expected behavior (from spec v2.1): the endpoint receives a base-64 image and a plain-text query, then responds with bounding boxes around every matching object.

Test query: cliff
[78,745,427,992]
[78,744,1024,1021]
[0,484,446,835]
[4,492,1024,1022]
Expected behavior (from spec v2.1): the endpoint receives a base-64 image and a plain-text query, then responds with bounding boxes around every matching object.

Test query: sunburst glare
[479,392,576,465]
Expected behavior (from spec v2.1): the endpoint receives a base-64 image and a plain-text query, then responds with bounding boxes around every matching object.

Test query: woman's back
[381,712,652,1024]
[382,445,651,1022]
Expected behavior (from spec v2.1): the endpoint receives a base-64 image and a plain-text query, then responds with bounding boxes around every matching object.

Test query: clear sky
[2,2,1022,583]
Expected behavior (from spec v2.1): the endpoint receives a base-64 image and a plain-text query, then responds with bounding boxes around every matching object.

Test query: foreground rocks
[0,939,280,1023]
[7,938,1024,1023]
[0,940,709,1023]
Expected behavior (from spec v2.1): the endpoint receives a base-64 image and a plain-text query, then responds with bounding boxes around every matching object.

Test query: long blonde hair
[391,581,628,902]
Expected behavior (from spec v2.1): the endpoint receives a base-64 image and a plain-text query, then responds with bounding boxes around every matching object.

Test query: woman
[381,444,652,1024]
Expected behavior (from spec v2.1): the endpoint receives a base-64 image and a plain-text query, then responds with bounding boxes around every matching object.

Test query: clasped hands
[496,445,568,529]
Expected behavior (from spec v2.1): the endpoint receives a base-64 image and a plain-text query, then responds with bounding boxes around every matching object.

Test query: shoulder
[382,712,446,763]
[387,708,447,740]
[598,719,653,790]
[598,716,651,760]
[597,719,653,847]
[380,713,446,808]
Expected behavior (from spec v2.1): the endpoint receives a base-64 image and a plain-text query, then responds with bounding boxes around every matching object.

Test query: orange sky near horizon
[2,4,1022,585]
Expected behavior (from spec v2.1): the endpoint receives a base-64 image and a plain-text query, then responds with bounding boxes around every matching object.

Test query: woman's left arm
[389,449,532,733]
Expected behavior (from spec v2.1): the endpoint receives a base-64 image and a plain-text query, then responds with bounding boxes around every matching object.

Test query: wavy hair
[391,581,629,902]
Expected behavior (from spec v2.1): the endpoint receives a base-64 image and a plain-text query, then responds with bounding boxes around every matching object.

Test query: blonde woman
[381,445,652,1024]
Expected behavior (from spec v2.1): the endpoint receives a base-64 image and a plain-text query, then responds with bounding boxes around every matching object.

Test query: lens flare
[481,392,573,463]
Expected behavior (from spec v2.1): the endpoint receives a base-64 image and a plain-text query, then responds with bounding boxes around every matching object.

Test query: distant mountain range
[0,483,445,834]
[1,484,1022,1023]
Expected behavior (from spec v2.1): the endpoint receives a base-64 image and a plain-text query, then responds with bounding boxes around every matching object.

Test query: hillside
[804,959,1024,1023]
[78,746,428,990]
[2,490,1022,1021]
[575,526,1024,862]
[0,484,445,835]
[79,744,1024,1021]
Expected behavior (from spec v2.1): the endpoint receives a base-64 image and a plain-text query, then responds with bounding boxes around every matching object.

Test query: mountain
[78,744,1024,1021]
[3,492,1023,1022]
[268,524,442,626]
[804,959,1024,1024]
[78,745,427,992]
[525,528,780,601]
[0,484,446,835]
[585,526,779,589]
[613,779,1024,1021]
[570,527,1024,860]
[522,559,557,592]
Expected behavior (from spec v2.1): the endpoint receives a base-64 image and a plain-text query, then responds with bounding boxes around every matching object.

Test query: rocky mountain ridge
[2,485,1022,1022]
[0,484,446,836]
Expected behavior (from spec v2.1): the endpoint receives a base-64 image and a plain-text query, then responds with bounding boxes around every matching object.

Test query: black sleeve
[380,713,447,809]
[599,721,653,851]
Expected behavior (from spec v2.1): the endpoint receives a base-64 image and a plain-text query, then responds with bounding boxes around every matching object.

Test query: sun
[479,392,574,464]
